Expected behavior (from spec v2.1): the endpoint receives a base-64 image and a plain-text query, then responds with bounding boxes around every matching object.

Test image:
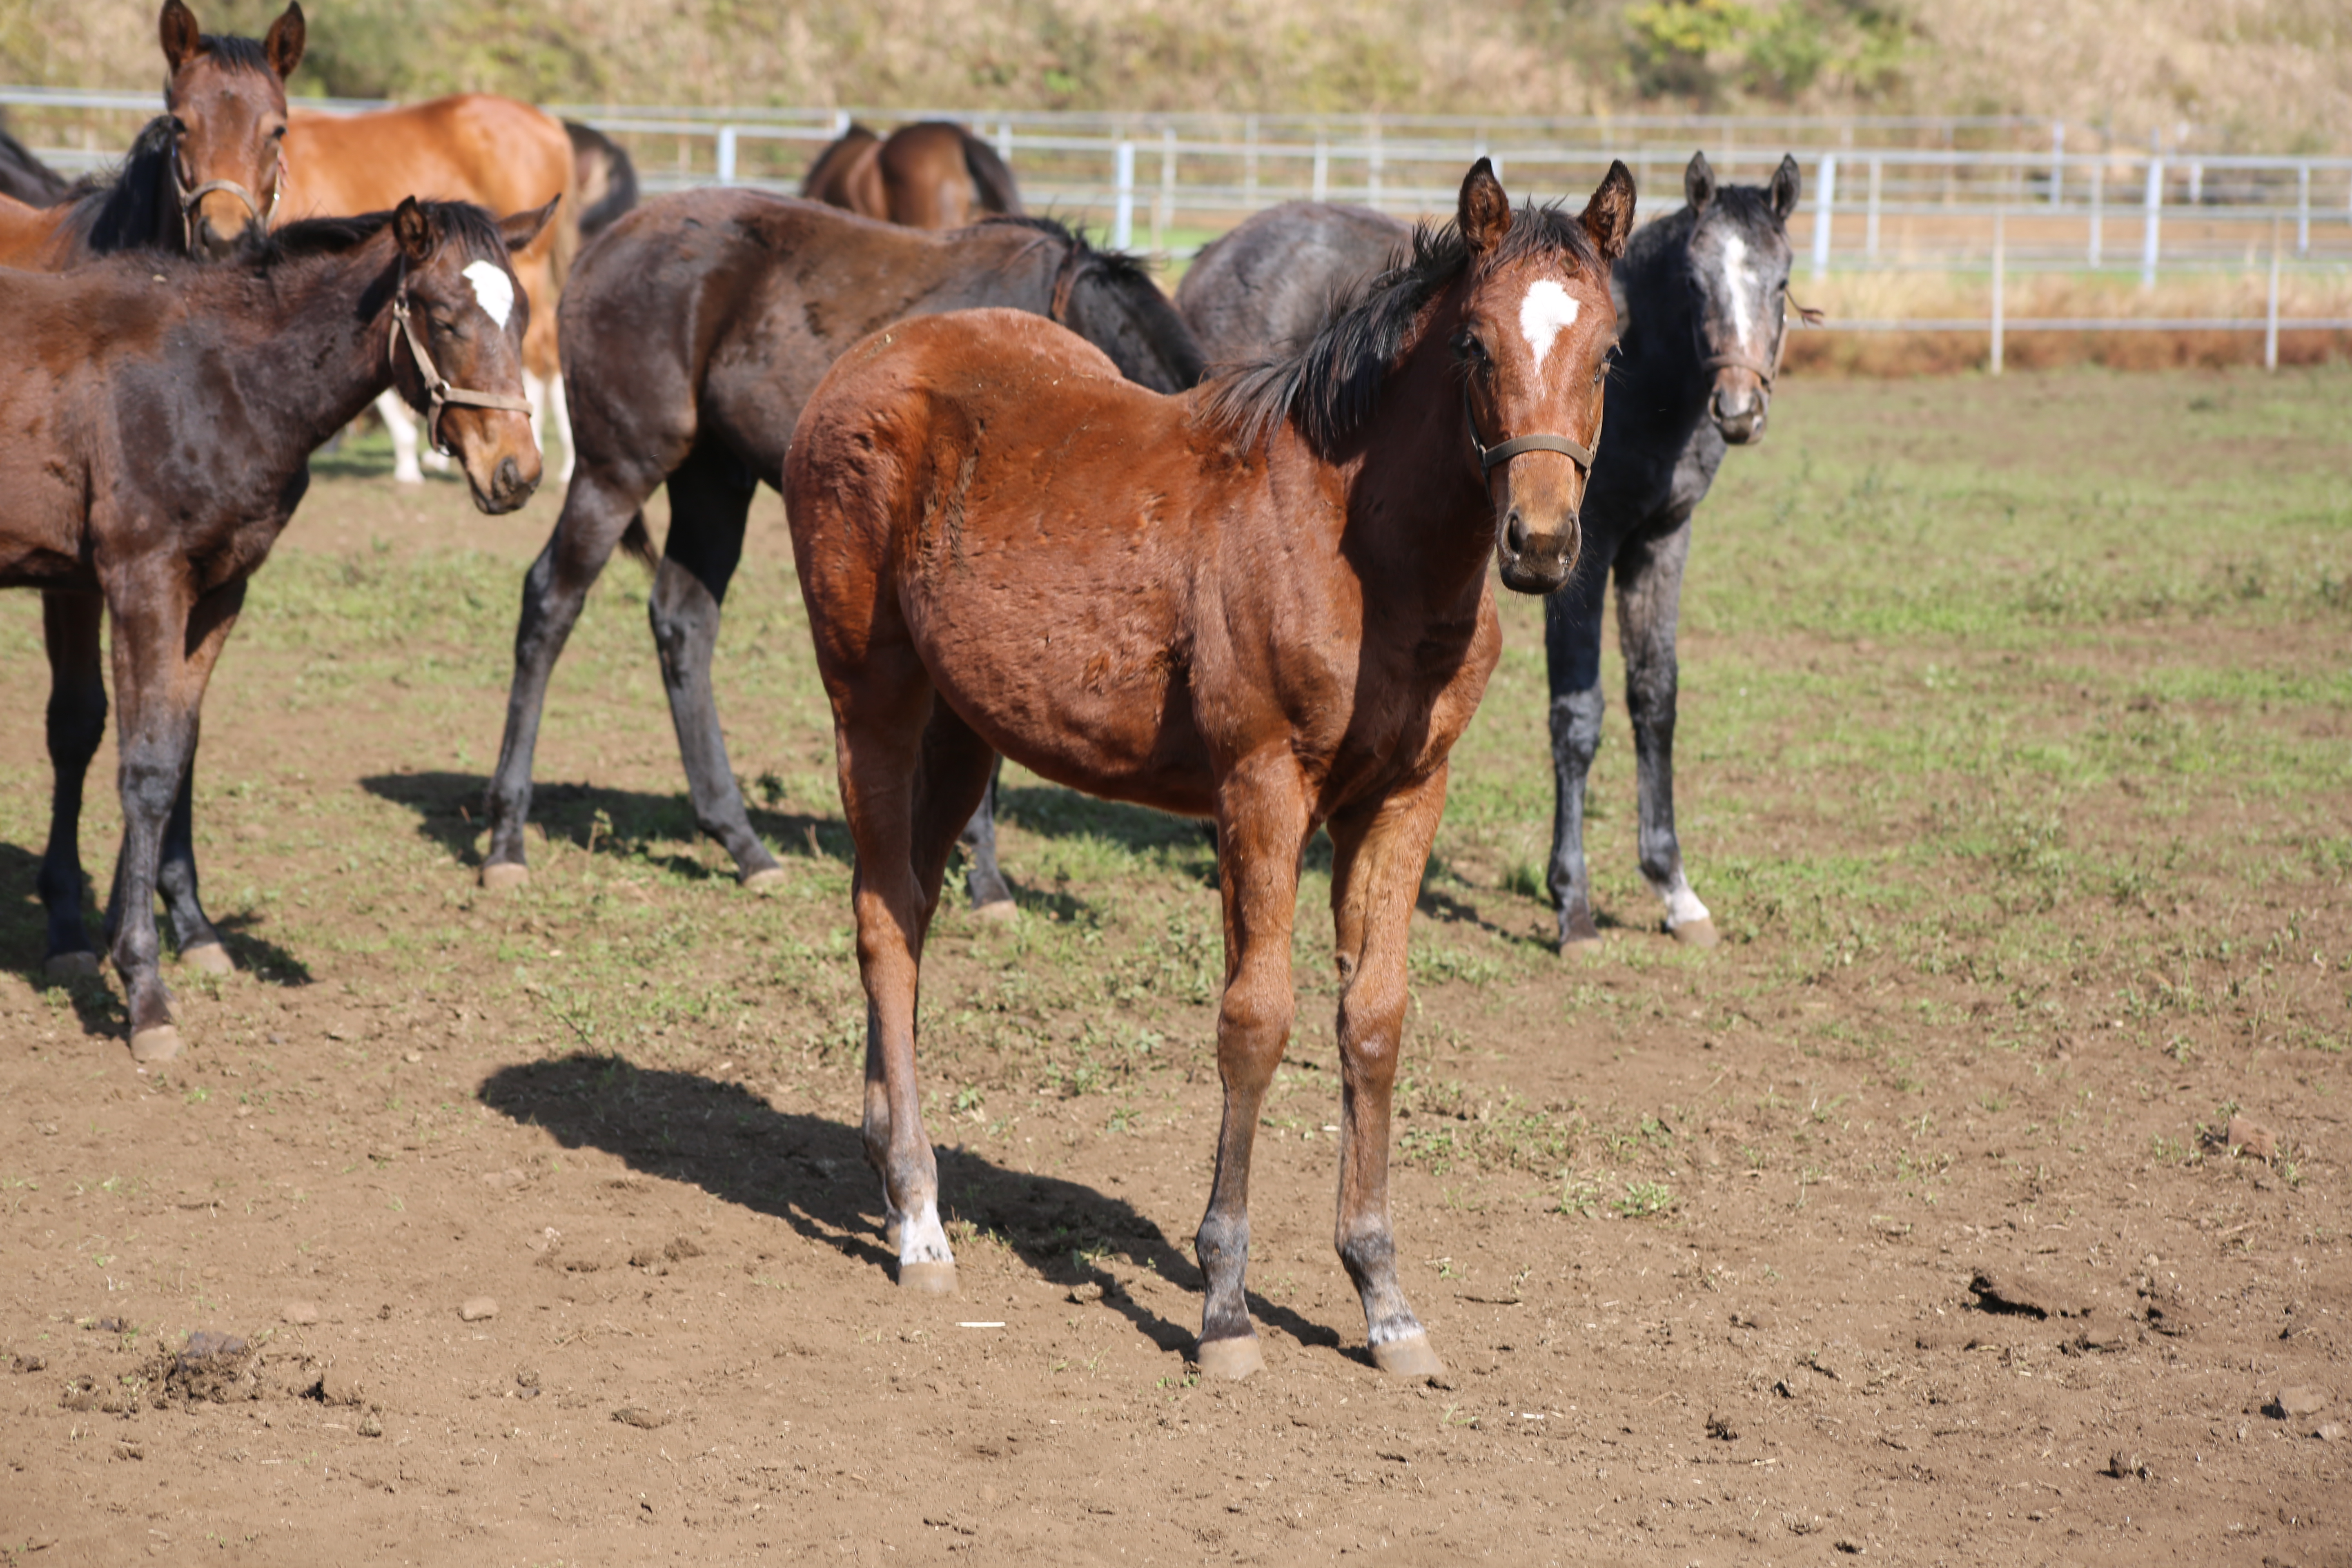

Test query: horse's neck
[231,247,402,456]
[1328,335,1496,620]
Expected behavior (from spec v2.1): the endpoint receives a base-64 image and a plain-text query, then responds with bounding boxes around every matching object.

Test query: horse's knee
[1549,687,1605,768]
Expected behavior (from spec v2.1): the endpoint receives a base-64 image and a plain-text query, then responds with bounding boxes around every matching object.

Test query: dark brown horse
[781,160,1633,1377]
[3,198,547,1060]
[478,190,1203,894]
[801,120,1021,229]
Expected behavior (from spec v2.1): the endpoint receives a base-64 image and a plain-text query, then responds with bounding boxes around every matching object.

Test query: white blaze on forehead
[1518,278,1581,373]
[462,260,515,330]
[1718,232,1755,346]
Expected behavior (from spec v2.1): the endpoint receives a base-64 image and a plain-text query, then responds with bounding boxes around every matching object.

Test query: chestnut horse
[156,0,579,482]
[801,120,1022,229]
[781,160,1633,1377]
[1,198,546,1060]
[478,193,1202,895]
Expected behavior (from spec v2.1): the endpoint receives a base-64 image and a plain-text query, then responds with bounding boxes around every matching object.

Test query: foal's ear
[159,0,203,72]
[264,2,305,80]
[393,196,437,266]
[1581,160,1637,264]
[1684,151,1716,214]
[1768,154,1802,221]
[1457,158,1512,256]
[498,196,559,256]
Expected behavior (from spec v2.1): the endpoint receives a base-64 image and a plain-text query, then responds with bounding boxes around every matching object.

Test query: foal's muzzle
[1497,507,1580,595]
[1710,378,1769,444]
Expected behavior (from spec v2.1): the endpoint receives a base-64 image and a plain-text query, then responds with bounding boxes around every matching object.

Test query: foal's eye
[1450,329,1489,364]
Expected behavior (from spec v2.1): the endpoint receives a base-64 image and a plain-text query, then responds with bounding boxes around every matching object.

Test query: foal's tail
[620,513,657,571]
[962,130,1023,216]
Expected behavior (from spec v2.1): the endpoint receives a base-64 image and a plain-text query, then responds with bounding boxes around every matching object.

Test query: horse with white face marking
[1172,151,1804,954]
[1539,150,1802,951]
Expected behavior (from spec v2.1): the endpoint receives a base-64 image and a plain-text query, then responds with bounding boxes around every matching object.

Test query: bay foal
[1,199,545,1058]
[784,161,1633,1376]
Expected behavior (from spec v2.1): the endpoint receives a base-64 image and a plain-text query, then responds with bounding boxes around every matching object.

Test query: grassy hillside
[1,0,2343,151]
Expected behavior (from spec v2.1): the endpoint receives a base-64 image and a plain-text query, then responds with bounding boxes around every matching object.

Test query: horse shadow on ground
[477,1052,1353,1364]
[1,842,313,1041]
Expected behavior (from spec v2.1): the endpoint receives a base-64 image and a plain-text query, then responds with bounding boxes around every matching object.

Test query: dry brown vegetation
[0,0,2344,152]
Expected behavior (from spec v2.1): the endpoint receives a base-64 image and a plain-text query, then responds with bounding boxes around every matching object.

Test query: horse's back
[286,96,571,241]
[1178,202,1407,368]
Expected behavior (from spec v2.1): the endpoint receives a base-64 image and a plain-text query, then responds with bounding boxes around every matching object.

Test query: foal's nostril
[1504,510,1530,557]
[495,456,522,498]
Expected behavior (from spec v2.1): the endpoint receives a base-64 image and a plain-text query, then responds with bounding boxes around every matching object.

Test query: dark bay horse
[158,0,580,482]
[2,198,547,1060]
[478,191,1204,895]
[781,160,1633,1377]
[1172,153,1803,951]
[802,120,1022,228]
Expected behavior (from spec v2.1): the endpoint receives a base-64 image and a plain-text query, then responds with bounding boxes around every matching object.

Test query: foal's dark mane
[976,214,1207,388]
[1203,200,1601,452]
[243,201,505,266]
[167,30,278,79]
[51,115,179,255]
[976,213,1152,292]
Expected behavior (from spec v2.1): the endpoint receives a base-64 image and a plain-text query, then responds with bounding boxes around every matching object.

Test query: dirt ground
[1,369,2348,1566]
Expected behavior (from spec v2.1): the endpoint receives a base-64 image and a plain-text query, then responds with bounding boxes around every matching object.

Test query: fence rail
[7,87,2347,364]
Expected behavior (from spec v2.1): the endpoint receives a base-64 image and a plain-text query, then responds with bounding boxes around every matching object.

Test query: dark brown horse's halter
[1463,385,1595,476]
[1701,295,1826,392]
[389,269,536,456]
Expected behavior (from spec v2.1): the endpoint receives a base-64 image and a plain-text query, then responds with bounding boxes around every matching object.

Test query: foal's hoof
[741,866,788,895]
[1670,918,1721,949]
[130,1025,185,1064]
[181,942,235,977]
[1195,1335,1265,1381]
[479,861,530,892]
[970,898,1018,924]
[1370,1332,1445,1379]
[43,951,102,982]
[897,1261,958,1294]
[1559,932,1605,957]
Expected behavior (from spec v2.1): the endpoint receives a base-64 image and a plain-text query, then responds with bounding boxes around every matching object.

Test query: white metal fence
[9,88,2348,362]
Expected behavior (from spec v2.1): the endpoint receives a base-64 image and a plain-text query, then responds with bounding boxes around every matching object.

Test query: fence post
[1312,138,1328,203]
[1989,208,2005,376]
[1865,157,1881,259]
[2265,216,2282,372]
[2296,162,2311,254]
[2088,161,2103,266]
[1111,140,1135,250]
[2140,154,2162,290]
[717,125,737,186]
[1811,153,1837,280]
[2049,120,2065,206]
[831,108,850,136]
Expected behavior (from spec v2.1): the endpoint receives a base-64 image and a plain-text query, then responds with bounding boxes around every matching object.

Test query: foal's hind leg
[955,757,1017,917]
[1543,560,1612,951]
[650,443,779,888]
[1327,768,1451,1376]
[1192,753,1311,1378]
[483,468,659,885]
[1615,521,1715,946]
[838,675,997,1292]
[37,591,108,978]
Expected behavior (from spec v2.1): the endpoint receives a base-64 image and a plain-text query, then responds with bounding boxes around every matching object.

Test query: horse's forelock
[183,33,278,79]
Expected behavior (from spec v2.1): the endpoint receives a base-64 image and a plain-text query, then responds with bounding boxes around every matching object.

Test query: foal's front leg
[103,579,242,1061]
[1327,768,1450,1376]
[1543,566,1611,950]
[37,591,108,978]
[1193,756,1310,1379]
[1615,521,1716,946]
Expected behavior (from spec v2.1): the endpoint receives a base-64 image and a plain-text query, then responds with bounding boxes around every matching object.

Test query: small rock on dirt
[318,1366,365,1407]
[613,1406,670,1429]
[357,1412,383,1437]
[2140,1289,2199,1338]
[481,1169,526,1190]
[1969,1270,2088,1319]
[11,1353,46,1373]
[281,1301,319,1326]
[2274,1385,2330,1418]
[1731,1310,1772,1331]
[1706,1413,1739,1441]
[2105,1450,2150,1480]
[2316,1422,2345,1443]
[459,1297,499,1323]
[515,1368,541,1390]
[2221,1115,2277,1163]
[1067,1281,1105,1304]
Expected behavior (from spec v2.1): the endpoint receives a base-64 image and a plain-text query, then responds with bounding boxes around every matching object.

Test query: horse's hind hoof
[741,866,788,895]
[479,861,530,892]
[971,898,1018,923]
[1670,918,1720,949]
[897,1261,958,1294]
[1370,1332,1445,1379]
[43,951,102,982]
[1559,933,1605,957]
[181,942,234,977]
[130,1025,185,1064]
[1195,1335,1265,1380]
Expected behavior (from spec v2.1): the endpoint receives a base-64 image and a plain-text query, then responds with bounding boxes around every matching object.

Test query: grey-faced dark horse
[478,190,1205,895]
[1169,152,1804,951]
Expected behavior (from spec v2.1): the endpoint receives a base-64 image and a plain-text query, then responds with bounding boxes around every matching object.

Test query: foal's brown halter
[389,269,536,454]
[172,145,283,254]
[1463,385,1595,475]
